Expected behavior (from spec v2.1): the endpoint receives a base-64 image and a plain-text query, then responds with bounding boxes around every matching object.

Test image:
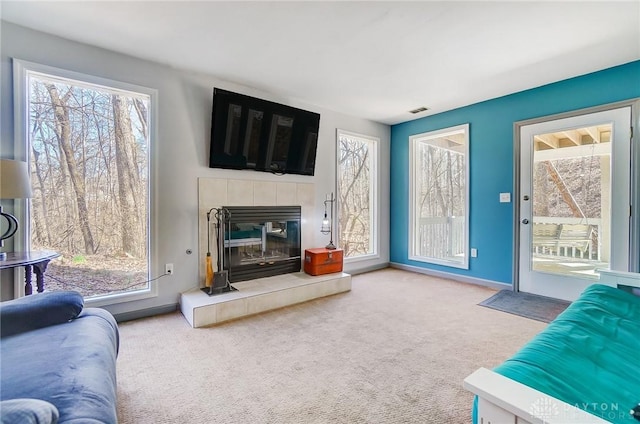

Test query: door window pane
[531,124,611,278]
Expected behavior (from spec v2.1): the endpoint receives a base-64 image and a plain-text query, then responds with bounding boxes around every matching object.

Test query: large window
[409,124,469,269]
[17,61,154,302]
[336,130,378,260]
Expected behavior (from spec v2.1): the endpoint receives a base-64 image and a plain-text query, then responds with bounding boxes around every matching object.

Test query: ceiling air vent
[409,107,429,114]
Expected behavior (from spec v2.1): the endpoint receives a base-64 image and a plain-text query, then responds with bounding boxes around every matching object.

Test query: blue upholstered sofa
[0,291,119,424]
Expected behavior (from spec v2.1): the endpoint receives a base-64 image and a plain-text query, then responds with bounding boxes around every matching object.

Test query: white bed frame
[464,270,640,424]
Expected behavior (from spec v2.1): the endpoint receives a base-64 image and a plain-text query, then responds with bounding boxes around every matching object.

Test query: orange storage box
[304,248,343,276]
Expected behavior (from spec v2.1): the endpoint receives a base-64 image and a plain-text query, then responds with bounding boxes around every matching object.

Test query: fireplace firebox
[220,206,301,283]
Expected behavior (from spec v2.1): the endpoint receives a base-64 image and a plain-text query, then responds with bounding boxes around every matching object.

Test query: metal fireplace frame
[222,206,301,283]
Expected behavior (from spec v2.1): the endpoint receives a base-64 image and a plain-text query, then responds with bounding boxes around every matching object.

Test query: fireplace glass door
[222,206,301,282]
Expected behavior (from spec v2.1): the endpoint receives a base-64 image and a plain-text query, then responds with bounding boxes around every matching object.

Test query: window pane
[27,71,150,299]
[337,131,377,258]
[410,125,469,268]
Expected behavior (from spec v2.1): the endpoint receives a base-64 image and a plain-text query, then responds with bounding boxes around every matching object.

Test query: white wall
[0,22,390,315]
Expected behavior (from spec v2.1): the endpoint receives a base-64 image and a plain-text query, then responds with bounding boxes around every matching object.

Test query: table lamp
[0,159,32,260]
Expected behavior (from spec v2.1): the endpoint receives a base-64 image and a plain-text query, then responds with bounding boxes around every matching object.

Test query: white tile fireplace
[196,177,315,284]
[179,177,351,327]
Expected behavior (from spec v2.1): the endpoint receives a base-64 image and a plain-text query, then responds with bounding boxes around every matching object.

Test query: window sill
[85,284,157,308]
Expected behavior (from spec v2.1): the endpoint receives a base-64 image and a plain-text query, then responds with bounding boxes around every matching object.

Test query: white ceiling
[2,1,639,125]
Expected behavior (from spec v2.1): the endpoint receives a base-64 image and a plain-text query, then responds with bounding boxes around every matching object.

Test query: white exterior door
[518,107,631,301]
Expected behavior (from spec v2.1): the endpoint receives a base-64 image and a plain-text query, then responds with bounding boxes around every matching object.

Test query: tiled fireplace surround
[179,177,351,327]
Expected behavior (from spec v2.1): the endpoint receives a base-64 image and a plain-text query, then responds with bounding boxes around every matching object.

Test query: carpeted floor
[116,268,547,423]
[478,290,571,323]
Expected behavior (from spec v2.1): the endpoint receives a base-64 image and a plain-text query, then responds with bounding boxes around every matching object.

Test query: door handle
[522,219,529,224]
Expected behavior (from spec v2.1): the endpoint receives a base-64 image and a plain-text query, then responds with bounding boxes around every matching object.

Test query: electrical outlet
[165,263,174,275]
[470,248,478,258]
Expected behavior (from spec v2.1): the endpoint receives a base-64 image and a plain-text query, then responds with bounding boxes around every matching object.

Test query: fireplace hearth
[217,206,301,283]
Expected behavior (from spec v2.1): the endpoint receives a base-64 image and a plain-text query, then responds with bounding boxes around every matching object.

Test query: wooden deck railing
[416,216,601,261]
[416,217,465,259]
[532,217,601,260]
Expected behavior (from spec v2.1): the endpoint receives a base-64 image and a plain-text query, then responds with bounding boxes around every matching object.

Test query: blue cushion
[0,398,59,424]
[0,291,83,338]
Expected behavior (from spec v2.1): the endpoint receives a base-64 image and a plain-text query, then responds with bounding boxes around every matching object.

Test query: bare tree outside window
[410,124,469,268]
[27,71,150,299]
[337,130,377,258]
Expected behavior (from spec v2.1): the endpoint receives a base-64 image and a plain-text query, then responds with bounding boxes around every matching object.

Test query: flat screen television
[209,88,320,176]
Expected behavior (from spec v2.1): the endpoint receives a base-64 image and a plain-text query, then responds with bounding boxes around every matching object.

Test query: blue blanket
[1,292,119,423]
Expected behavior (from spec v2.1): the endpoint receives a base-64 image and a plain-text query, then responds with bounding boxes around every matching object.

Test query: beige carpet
[116,268,546,423]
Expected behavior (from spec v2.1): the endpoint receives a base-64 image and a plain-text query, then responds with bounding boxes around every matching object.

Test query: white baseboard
[389,262,511,291]
[345,262,389,276]
[111,303,178,322]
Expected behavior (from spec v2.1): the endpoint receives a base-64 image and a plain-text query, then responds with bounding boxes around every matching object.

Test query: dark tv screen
[209,88,320,176]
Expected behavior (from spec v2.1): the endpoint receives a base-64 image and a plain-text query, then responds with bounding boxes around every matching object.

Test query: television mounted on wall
[209,88,320,176]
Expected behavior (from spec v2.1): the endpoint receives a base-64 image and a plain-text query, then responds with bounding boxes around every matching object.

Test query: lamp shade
[0,159,32,199]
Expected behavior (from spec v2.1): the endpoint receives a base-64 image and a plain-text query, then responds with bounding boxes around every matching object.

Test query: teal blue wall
[390,61,640,285]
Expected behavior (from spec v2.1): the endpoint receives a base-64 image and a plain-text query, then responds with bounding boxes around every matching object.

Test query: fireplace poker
[213,208,230,290]
[205,208,215,288]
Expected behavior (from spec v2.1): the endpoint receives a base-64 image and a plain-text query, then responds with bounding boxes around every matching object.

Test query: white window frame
[409,123,470,269]
[336,129,380,263]
[13,59,158,306]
